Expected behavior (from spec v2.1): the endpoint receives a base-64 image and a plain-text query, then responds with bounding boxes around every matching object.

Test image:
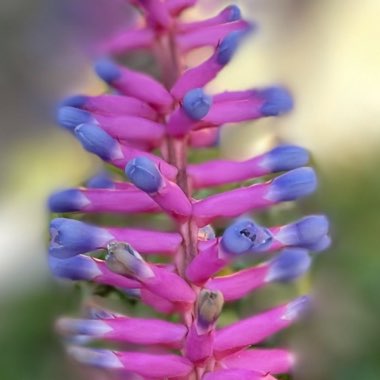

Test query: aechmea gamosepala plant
[49,2,330,379]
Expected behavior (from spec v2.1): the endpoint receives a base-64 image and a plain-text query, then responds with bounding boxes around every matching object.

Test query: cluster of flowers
[48,1,330,379]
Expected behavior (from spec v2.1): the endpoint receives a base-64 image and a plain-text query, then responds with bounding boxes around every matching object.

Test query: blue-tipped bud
[216,31,243,65]
[49,218,112,258]
[283,295,311,321]
[260,86,293,116]
[48,255,101,281]
[266,248,311,282]
[48,189,89,213]
[74,123,122,160]
[61,95,88,108]
[67,346,122,369]
[86,171,115,189]
[57,106,94,130]
[277,215,329,247]
[125,156,162,193]
[306,235,331,253]
[221,219,273,255]
[263,145,309,172]
[226,5,241,21]
[86,307,117,320]
[56,318,111,337]
[94,58,121,83]
[267,167,317,202]
[182,88,212,120]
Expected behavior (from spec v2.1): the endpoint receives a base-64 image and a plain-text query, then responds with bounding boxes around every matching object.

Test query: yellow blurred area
[212,0,380,167]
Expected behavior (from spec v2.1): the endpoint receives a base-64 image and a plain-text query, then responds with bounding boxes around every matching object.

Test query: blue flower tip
[61,95,88,108]
[125,156,162,193]
[221,219,273,255]
[296,215,329,245]
[67,347,120,369]
[86,171,114,189]
[267,248,311,283]
[94,58,121,83]
[307,235,332,253]
[48,189,89,213]
[49,218,109,258]
[285,295,311,320]
[227,5,241,21]
[216,31,243,65]
[57,106,93,130]
[74,123,119,160]
[183,88,212,120]
[260,86,293,116]
[48,255,100,281]
[269,167,317,202]
[265,145,309,172]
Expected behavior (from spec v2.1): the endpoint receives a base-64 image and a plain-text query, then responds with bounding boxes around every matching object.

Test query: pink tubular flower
[49,2,330,379]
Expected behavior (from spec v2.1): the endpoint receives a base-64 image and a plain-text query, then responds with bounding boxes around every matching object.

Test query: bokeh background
[0,0,379,379]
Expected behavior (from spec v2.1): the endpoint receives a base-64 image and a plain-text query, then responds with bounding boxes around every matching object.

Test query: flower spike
[49,3,329,379]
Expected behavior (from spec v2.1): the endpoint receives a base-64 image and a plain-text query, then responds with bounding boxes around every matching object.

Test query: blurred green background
[0,0,379,379]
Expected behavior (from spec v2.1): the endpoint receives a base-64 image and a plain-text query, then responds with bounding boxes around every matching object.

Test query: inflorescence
[48,2,330,379]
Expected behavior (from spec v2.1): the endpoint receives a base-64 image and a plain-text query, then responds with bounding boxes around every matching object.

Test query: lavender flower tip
[125,156,162,193]
[48,189,89,213]
[67,346,122,369]
[295,215,329,245]
[221,219,273,255]
[283,295,311,321]
[49,218,112,258]
[57,106,94,130]
[94,58,121,83]
[183,88,213,120]
[306,234,332,253]
[74,123,122,160]
[58,318,112,338]
[260,86,293,116]
[267,167,317,202]
[106,241,154,280]
[86,171,114,189]
[263,145,309,172]
[48,255,100,281]
[216,30,245,65]
[266,248,312,282]
[226,5,241,21]
[61,95,88,108]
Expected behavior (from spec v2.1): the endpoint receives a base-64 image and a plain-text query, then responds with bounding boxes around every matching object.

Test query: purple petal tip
[125,156,162,193]
[49,218,111,258]
[183,88,212,120]
[221,219,273,255]
[283,295,311,321]
[263,145,309,172]
[94,58,121,83]
[267,167,317,202]
[48,189,89,213]
[48,255,100,281]
[57,106,93,130]
[267,248,311,282]
[260,86,293,116]
[216,31,244,65]
[74,123,121,160]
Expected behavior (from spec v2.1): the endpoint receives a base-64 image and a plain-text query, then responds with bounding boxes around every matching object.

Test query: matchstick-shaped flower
[48,2,330,379]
